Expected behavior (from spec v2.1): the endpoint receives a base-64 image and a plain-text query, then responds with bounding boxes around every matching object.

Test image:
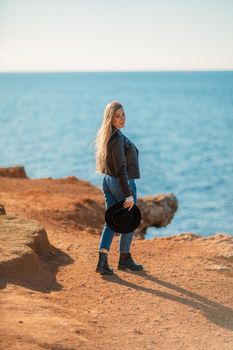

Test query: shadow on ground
[102,270,233,331]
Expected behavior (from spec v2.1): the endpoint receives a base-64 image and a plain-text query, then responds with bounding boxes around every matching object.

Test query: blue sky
[0,0,232,72]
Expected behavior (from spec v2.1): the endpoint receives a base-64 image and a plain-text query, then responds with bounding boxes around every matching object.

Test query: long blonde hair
[95,101,123,174]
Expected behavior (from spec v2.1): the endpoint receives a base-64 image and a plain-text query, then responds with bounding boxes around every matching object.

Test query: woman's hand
[123,195,134,211]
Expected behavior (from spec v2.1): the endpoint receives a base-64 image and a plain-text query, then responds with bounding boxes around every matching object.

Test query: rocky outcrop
[0,175,178,237]
[1,174,233,350]
[0,215,51,276]
[0,166,28,178]
[135,193,178,238]
[0,214,74,292]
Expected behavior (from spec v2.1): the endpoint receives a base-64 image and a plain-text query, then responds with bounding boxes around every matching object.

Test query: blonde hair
[95,101,123,174]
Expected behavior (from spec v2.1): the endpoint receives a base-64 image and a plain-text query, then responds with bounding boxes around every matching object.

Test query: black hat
[105,200,141,233]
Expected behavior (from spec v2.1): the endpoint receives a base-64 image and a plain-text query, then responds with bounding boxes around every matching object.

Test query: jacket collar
[110,126,123,139]
[114,127,122,135]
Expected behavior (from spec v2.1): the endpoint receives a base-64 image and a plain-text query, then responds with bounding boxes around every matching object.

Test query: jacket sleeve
[111,136,133,197]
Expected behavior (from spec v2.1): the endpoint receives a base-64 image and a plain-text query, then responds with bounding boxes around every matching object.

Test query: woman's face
[112,108,126,129]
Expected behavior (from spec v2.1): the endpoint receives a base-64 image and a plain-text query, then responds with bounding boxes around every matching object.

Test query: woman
[95,100,143,275]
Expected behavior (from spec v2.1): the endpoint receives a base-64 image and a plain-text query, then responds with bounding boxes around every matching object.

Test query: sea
[0,71,232,238]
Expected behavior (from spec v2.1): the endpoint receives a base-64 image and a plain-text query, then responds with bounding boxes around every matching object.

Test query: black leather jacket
[103,126,140,197]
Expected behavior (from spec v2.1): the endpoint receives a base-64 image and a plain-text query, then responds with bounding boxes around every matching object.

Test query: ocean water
[0,71,233,238]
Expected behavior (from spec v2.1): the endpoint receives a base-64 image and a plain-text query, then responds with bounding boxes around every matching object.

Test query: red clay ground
[0,176,233,350]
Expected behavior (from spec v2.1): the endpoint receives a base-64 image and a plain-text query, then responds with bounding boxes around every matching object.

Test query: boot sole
[118,265,144,271]
[95,267,114,275]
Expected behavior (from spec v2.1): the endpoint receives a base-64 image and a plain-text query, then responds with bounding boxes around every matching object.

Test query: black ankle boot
[118,252,144,271]
[95,252,114,275]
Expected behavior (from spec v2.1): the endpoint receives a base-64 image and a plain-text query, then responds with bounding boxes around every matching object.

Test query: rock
[0,215,52,279]
[205,263,230,272]
[135,193,178,239]
[0,175,178,239]
[0,204,6,215]
[172,233,201,241]
[202,233,232,243]
[0,166,28,178]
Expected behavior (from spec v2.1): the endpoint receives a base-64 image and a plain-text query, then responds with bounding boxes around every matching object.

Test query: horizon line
[0,68,233,74]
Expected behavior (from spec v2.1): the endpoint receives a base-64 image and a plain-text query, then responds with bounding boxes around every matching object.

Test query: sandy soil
[0,176,233,350]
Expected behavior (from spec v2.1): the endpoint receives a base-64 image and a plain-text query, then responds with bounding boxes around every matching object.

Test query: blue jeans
[99,174,137,253]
